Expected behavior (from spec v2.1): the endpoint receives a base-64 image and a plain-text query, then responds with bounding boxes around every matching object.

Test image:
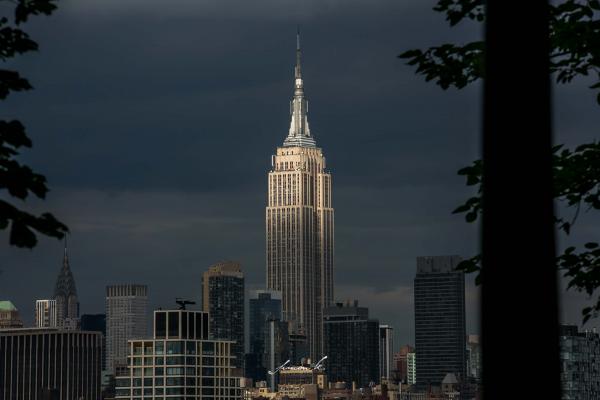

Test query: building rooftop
[0,301,17,311]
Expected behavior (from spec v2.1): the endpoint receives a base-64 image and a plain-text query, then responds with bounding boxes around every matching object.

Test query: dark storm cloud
[0,0,598,346]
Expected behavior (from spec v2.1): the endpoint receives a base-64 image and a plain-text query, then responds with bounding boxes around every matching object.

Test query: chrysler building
[266,32,334,359]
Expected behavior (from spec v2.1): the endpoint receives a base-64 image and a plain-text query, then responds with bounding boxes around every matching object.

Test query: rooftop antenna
[175,298,195,310]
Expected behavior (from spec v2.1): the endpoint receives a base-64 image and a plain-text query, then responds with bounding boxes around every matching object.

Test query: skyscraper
[53,242,79,329]
[106,284,148,374]
[248,290,282,356]
[323,300,379,388]
[560,324,600,400]
[35,299,58,328]
[379,324,394,382]
[266,31,334,360]
[414,256,466,388]
[202,261,244,370]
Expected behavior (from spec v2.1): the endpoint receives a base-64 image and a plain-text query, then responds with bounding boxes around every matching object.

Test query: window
[155,313,166,338]
[168,312,179,338]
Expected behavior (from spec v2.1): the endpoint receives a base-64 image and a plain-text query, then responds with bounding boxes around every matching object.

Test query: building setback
[266,32,334,360]
[202,261,245,370]
[323,301,379,388]
[0,328,102,400]
[560,324,600,400]
[114,309,241,400]
[414,256,466,387]
[106,284,148,374]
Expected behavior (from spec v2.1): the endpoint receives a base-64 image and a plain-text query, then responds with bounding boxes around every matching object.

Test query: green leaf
[465,211,478,223]
[452,204,471,214]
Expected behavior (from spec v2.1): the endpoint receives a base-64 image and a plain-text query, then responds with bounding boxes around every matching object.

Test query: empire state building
[266,33,334,360]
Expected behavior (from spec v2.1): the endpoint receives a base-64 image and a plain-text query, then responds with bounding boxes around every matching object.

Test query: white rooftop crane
[268,359,291,375]
[313,355,328,371]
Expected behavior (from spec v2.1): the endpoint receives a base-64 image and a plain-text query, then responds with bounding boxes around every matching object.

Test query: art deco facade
[266,33,334,360]
[53,244,80,329]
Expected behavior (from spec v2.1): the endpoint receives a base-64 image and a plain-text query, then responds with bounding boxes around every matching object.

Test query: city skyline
[0,0,598,349]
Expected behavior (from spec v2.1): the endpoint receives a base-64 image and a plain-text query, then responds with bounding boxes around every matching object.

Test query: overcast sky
[1,0,599,347]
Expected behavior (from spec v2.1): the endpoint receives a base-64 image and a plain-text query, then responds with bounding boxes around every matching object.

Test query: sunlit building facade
[266,32,334,360]
[35,299,58,328]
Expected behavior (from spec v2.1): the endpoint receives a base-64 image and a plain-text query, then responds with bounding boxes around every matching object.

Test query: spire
[63,234,68,265]
[295,26,302,80]
[284,28,316,148]
[54,235,78,299]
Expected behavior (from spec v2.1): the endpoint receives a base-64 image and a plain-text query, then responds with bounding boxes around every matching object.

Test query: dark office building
[560,324,600,400]
[249,291,282,355]
[202,261,245,369]
[0,328,102,400]
[289,330,309,365]
[414,256,466,388]
[81,313,107,370]
[247,290,282,381]
[323,300,379,388]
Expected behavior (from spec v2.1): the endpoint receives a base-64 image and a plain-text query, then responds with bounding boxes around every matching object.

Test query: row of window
[117,376,237,387]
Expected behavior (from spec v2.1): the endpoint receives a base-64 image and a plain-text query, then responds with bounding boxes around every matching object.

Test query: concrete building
[414,256,466,388]
[0,328,102,400]
[407,352,416,385]
[323,300,379,388]
[379,325,394,382]
[114,309,242,400]
[202,261,245,370]
[560,324,600,400]
[466,335,481,380]
[53,243,79,329]
[0,301,23,329]
[35,299,57,328]
[266,31,334,360]
[395,345,415,384]
[106,284,148,374]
